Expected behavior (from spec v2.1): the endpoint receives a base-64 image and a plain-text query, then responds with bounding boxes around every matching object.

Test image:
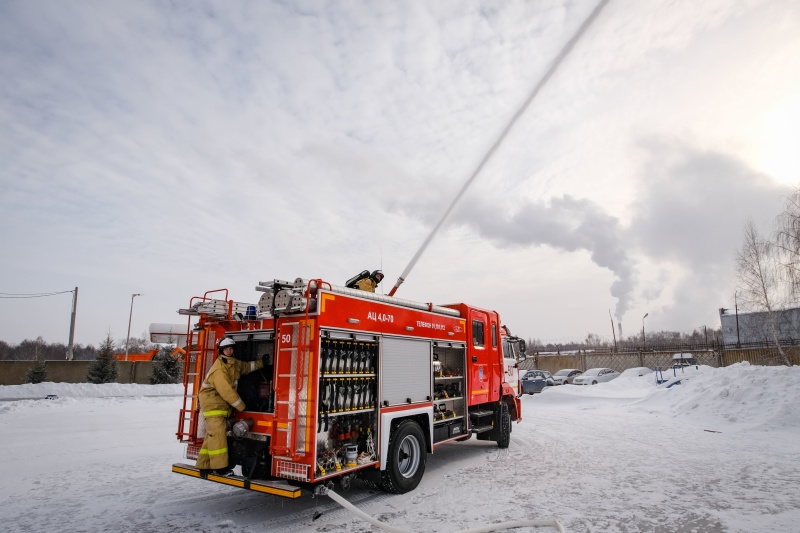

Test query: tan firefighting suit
[196,355,263,470]
[354,277,378,292]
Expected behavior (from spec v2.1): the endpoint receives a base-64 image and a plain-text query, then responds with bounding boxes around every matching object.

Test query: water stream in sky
[388,0,611,296]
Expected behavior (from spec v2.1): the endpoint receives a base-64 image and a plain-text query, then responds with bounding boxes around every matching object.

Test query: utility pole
[642,313,648,350]
[608,310,617,352]
[735,291,741,346]
[66,287,78,361]
[125,293,142,361]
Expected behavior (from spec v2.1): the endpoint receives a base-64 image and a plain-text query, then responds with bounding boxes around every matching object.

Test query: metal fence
[522,341,800,376]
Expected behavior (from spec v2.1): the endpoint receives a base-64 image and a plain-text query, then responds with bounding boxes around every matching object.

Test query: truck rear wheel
[381,420,426,494]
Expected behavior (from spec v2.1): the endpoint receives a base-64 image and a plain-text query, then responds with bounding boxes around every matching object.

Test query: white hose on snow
[323,489,566,533]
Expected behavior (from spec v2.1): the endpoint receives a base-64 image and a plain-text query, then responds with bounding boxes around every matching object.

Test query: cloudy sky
[1,0,798,348]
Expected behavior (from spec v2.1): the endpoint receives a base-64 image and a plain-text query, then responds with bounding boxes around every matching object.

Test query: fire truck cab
[172,277,526,498]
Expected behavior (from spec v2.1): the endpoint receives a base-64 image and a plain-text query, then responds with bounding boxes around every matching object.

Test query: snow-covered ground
[1,362,799,532]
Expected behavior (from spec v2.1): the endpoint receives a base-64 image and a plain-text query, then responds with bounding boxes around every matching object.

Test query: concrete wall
[0,360,157,386]
[522,345,796,375]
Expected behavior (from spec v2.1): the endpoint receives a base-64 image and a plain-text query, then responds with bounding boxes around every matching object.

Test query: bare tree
[583,333,608,349]
[116,332,155,355]
[774,186,800,304]
[736,220,791,365]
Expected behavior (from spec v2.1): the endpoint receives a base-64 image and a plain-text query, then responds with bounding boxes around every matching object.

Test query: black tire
[380,420,426,494]
[592,380,598,385]
[496,401,511,449]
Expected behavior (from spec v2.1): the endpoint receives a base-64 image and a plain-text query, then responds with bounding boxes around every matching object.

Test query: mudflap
[475,397,515,443]
[171,463,303,499]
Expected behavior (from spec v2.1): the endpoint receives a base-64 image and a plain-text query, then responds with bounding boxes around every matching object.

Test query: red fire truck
[172,277,527,498]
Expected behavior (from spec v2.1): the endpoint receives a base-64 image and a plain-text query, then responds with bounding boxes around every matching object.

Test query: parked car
[620,367,652,377]
[572,368,620,385]
[521,370,555,395]
[551,368,582,385]
[671,353,698,369]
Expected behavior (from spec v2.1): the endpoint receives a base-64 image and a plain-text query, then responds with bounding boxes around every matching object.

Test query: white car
[551,368,583,385]
[620,367,652,378]
[573,368,620,385]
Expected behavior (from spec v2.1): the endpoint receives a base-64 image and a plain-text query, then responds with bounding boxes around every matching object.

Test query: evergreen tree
[87,333,119,384]
[150,344,182,384]
[25,359,48,384]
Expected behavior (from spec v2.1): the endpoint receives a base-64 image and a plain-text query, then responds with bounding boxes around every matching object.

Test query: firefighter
[196,337,263,476]
[354,270,383,293]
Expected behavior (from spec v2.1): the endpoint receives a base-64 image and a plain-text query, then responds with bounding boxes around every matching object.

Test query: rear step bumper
[171,463,303,499]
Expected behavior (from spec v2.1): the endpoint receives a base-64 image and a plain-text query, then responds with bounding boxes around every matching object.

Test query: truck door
[487,315,503,402]
[502,336,520,397]
[467,311,490,405]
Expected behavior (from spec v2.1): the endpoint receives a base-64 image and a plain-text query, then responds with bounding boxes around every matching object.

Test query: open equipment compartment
[234,335,276,414]
[432,342,466,443]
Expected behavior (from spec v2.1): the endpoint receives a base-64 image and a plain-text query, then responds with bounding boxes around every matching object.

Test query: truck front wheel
[381,420,426,494]
[496,401,511,449]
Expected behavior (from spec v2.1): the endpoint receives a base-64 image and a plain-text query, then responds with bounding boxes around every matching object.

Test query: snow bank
[528,363,800,430]
[635,362,800,429]
[0,382,183,400]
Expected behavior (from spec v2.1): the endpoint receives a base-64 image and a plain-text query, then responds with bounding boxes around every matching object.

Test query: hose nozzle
[387,277,405,297]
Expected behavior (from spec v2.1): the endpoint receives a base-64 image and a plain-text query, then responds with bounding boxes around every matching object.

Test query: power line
[0,290,75,299]
[1,287,79,360]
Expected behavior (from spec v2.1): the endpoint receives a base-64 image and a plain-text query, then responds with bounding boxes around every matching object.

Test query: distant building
[719,307,800,344]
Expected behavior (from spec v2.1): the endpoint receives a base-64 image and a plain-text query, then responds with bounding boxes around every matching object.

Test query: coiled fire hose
[318,486,566,533]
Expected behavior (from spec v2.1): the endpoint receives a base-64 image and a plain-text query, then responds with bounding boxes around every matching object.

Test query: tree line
[0,333,156,361]
[527,326,722,354]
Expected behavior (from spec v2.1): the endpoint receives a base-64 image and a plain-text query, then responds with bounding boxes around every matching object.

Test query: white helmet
[219,338,235,349]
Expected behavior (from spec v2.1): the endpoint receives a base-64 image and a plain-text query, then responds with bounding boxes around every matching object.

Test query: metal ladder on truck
[272,319,313,483]
[175,290,231,446]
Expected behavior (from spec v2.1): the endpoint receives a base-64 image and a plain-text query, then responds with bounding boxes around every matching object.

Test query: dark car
[521,370,554,395]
